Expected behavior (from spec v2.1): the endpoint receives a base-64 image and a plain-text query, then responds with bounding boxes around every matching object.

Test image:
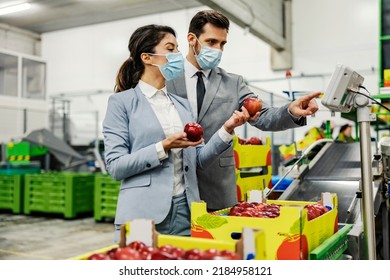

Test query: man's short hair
[189,10,230,37]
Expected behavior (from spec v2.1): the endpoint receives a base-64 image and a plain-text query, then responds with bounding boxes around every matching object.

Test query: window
[0,52,18,97]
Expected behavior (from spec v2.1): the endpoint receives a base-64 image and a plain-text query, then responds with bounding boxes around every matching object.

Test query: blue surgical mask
[150,52,184,80]
[193,38,222,70]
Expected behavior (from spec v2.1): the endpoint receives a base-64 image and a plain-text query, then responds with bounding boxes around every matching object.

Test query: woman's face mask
[149,52,184,80]
[193,37,222,70]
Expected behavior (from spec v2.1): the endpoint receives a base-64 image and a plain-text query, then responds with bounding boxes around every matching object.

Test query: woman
[335,124,355,143]
[103,24,249,240]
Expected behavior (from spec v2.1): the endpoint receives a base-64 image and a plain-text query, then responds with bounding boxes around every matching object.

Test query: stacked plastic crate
[233,136,272,201]
[0,142,41,214]
[94,174,120,221]
[24,172,95,218]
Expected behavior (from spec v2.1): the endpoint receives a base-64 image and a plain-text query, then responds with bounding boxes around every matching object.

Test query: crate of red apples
[233,136,271,169]
[191,192,338,260]
[86,242,241,260]
[70,219,267,260]
[234,136,273,199]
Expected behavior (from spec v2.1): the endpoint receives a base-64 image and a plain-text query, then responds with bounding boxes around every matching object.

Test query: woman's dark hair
[115,24,176,92]
[339,124,351,134]
[189,10,230,38]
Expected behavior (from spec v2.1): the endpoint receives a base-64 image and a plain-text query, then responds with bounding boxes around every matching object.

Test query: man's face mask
[193,37,222,70]
[149,52,184,80]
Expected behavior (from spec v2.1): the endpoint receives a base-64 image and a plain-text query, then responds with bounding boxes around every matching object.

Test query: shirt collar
[138,80,168,99]
[185,58,211,79]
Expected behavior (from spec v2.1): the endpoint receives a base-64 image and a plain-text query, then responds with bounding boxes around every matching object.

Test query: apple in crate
[304,203,329,221]
[243,97,262,116]
[184,122,204,142]
[113,247,141,260]
[127,241,147,251]
[87,253,110,260]
[246,136,262,145]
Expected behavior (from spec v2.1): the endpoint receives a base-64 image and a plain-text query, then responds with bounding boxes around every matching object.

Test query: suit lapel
[198,68,221,122]
[133,86,166,141]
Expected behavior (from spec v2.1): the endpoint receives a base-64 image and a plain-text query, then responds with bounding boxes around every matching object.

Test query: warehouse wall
[0,24,47,143]
[40,0,379,146]
[0,23,41,56]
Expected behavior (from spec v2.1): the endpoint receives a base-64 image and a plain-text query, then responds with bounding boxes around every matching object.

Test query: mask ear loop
[145,53,169,68]
[191,34,201,56]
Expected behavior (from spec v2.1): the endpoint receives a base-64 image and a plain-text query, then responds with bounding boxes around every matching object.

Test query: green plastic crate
[0,175,23,213]
[94,174,120,221]
[309,224,353,260]
[24,172,95,219]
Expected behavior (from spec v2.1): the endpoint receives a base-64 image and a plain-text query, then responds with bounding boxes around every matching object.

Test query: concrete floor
[0,213,115,260]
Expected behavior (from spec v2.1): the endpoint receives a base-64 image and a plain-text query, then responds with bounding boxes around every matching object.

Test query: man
[167,10,320,210]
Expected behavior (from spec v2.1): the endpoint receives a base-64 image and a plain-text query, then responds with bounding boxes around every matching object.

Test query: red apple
[243,97,262,116]
[183,248,204,260]
[246,136,262,145]
[306,210,316,221]
[241,210,255,217]
[184,122,204,142]
[312,204,329,214]
[106,247,118,259]
[113,247,141,260]
[158,244,174,253]
[170,247,185,259]
[238,137,246,145]
[126,241,147,251]
[139,246,157,260]
[238,201,251,208]
[305,203,327,221]
[151,251,177,260]
[219,250,241,260]
[202,248,221,259]
[87,253,110,260]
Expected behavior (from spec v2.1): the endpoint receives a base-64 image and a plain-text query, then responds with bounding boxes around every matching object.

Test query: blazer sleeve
[195,130,232,170]
[236,75,306,131]
[103,94,161,181]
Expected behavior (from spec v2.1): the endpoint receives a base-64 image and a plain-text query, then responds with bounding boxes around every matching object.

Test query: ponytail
[114,57,144,92]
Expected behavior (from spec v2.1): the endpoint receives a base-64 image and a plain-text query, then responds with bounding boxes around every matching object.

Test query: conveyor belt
[304,142,362,181]
[279,142,380,224]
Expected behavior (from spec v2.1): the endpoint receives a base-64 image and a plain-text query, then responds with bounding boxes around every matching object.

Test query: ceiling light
[0,2,31,16]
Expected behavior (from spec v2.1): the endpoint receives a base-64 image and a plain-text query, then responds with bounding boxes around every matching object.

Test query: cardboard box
[120,220,266,260]
[384,69,390,87]
[70,219,267,260]
[236,170,272,201]
[191,193,338,260]
[233,136,272,199]
[233,136,272,169]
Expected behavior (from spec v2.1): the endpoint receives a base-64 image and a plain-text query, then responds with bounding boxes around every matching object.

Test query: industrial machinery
[0,128,107,174]
[22,128,106,173]
[275,65,390,260]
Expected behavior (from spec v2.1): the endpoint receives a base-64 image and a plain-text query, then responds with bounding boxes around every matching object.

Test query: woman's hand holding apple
[162,132,203,152]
